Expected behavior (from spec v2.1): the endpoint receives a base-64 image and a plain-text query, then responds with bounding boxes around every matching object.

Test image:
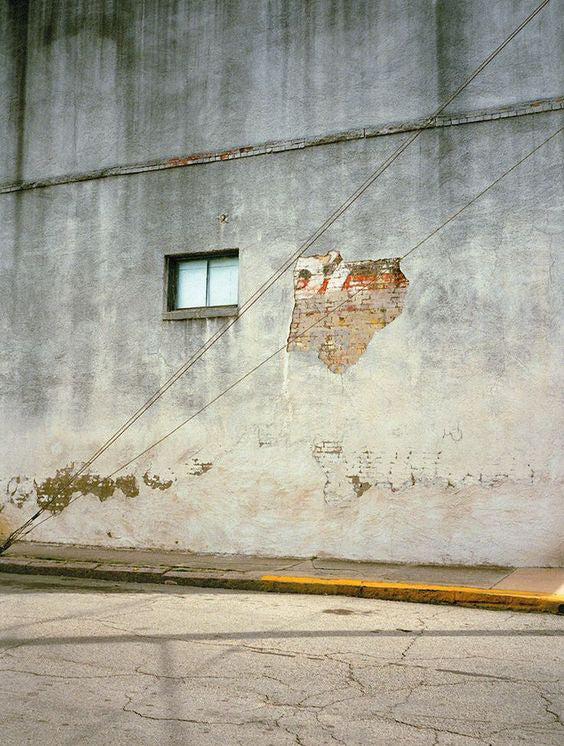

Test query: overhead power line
[401,126,563,259]
[14,123,562,545]
[0,0,552,552]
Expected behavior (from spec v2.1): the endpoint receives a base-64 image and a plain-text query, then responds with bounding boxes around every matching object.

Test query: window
[164,251,239,320]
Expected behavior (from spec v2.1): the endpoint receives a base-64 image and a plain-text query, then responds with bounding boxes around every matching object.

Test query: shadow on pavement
[1,628,562,648]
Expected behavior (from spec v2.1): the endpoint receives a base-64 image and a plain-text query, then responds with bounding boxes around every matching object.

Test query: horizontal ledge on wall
[162,305,239,321]
[1,96,562,195]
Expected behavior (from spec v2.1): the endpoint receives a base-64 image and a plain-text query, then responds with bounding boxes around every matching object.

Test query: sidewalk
[0,541,562,613]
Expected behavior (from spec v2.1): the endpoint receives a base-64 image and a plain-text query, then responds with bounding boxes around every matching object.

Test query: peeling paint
[188,459,213,477]
[4,465,139,514]
[312,441,357,505]
[6,475,34,509]
[142,472,173,491]
[35,466,139,513]
[287,252,409,373]
[349,475,372,498]
[311,444,535,505]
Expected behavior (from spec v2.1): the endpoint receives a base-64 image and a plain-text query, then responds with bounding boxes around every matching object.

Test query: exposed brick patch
[312,441,375,505]
[287,251,409,373]
[310,444,537,506]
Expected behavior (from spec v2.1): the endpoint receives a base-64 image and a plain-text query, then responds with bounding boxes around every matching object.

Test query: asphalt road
[0,572,562,745]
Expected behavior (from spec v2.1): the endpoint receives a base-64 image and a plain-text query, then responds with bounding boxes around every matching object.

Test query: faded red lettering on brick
[287,251,409,373]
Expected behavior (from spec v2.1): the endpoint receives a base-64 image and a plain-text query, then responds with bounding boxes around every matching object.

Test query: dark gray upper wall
[1,0,563,183]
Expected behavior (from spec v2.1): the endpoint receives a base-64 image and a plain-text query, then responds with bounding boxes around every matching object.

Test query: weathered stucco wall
[1,0,563,565]
[2,0,563,183]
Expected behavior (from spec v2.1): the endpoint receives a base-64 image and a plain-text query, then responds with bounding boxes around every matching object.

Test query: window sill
[162,305,239,321]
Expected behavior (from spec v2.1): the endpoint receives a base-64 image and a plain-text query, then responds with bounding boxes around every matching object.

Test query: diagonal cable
[0,0,552,549]
[14,123,562,546]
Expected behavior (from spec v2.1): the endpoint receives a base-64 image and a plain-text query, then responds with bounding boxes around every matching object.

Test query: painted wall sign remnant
[287,251,409,373]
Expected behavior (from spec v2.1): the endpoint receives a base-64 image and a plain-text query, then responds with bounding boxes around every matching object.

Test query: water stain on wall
[0,513,12,541]
[287,251,409,373]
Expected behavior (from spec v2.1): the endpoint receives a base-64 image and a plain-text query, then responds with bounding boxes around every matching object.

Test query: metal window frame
[163,249,239,321]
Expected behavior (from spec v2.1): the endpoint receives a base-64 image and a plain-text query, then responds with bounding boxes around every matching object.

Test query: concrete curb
[260,576,564,614]
[0,560,562,613]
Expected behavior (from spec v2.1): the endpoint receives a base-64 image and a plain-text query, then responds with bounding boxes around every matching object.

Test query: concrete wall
[2,0,563,183]
[1,0,563,565]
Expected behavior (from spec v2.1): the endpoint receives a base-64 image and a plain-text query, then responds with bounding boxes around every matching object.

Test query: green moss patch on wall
[34,464,139,513]
[142,472,174,491]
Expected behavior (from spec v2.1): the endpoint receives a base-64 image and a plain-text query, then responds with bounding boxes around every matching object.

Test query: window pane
[176,259,207,308]
[207,256,238,306]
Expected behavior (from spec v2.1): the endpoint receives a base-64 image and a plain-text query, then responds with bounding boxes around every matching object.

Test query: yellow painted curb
[260,575,564,613]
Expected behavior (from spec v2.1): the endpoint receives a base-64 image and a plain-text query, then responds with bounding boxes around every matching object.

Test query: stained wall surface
[1,0,563,566]
[2,0,564,183]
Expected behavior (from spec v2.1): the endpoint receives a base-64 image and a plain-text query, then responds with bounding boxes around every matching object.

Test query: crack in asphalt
[539,691,564,729]
[2,582,563,744]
